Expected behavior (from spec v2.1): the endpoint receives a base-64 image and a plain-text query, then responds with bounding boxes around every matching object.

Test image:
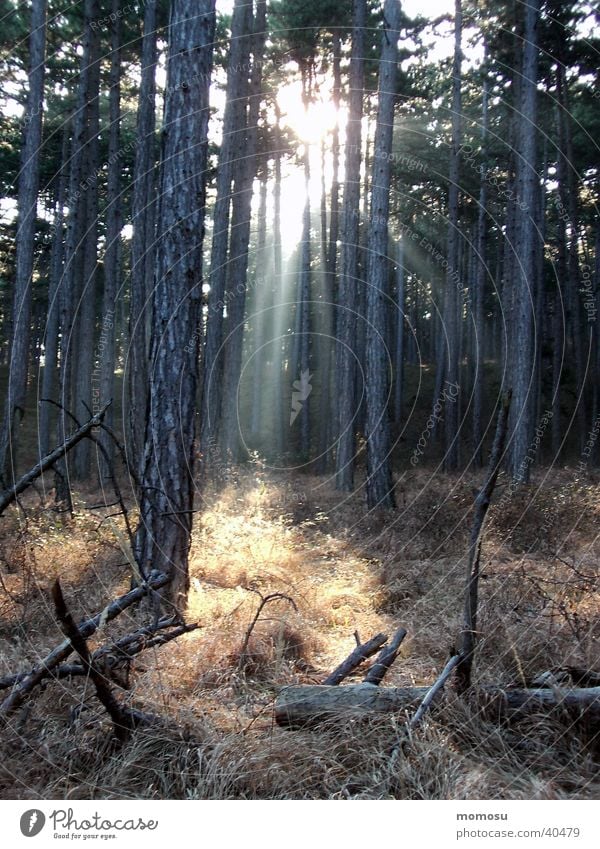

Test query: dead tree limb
[0,616,198,691]
[0,571,170,716]
[51,579,137,742]
[323,633,389,685]
[275,683,600,728]
[363,628,407,685]
[239,589,298,663]
[408,654,461,729]
[455,390,512,693]
[0,403,111,516]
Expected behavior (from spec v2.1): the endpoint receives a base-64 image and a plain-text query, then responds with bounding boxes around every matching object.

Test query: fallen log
[0,571,170,716]
[275,684,600,728]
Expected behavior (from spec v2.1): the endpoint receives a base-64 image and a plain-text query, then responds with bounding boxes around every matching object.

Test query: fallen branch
[363,628,407,685]
[0,402,111,516]
[0,616,198,691]
[323,633,389,685]
[275,683,600,728]
[52,579,139,742]
[408,654,461,729]
[0,571,170,716]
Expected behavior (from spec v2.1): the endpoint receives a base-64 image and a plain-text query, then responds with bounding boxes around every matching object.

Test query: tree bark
[0,0,47,484]
[275,684,600,728]
[508,0,541,482]
[39,124,69,458]
[72,0,101,480]
[134,0,216,613]
[128,0,158,476]
[220,0,267,462]
[364,0,401,510]
[200,0,253,459]
[98,0,122,484]
[335,0,366,491]
[443,0,463,472]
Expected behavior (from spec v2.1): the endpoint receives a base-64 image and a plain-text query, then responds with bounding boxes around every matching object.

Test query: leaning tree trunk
[134,0,216,613]
[0,0,47,485]
[364,0,401,510]
[335,0,366,492]
[508,0,541,481]
[128,0,158,476]
[98,0,122,484]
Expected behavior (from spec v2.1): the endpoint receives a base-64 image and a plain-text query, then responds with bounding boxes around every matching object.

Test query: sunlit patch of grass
[0,464,599,799]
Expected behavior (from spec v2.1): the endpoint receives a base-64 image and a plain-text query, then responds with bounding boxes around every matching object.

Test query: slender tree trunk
[220,0,267,462]
[393,239,405,423]
[39,124,69,458]
[297,67,312,461]
[72,0,101,479]
[335,0,366,491]
[200,0,252,459]
[273,102,285,456]
[128,0,158,475]
[557,64,588,457]
[364,0,401,510]
[134,0,216,613]
[472,67,488,467]
[508,0,541,481]
[99,0,122,483]
[443,0,463,471]
[0,0,47,484]
[250,167,269,441]
[55,12,93,502]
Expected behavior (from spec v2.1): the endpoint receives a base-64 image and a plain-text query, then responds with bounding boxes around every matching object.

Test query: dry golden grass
[0,465,598,799]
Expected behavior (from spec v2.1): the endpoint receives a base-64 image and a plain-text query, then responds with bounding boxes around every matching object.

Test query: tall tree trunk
[393,239,405,423]
[39,123,69,458]
[250,166,269,441]
[220,0,267,462]
[364,0,401,510]
[99,0,122,483]
[443,0,463,471]
[72,0,101,480]
[0,0,47,484]
[472,65,488,467]
[508,0,541,481]
[295,66,313,462]
[557,63,588,457]
[272,102,285,456]
[128,0,158,475]
[134,0,216,613]
[316,33,343,475]
[200,0,252,460]
[55,7,94,503]
[335,0,366,491]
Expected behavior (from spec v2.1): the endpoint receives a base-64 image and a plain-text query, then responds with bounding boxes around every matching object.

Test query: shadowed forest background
[0,0,599,800]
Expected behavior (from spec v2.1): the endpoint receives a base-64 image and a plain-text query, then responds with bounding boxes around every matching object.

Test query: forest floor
[0,461,599,799]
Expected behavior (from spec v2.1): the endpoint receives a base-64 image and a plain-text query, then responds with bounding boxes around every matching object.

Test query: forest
[0,0,599,801]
